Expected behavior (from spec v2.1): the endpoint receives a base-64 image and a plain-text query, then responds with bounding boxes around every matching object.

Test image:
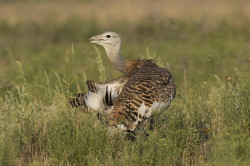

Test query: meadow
[0,0,250,165]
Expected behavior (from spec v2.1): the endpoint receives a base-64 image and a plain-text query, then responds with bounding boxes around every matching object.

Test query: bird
[70,32,176,132]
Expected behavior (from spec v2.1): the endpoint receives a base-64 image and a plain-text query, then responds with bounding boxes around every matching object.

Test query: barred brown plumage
[70,32,176,132]
[69,93,88,112]
[108,59,175,131]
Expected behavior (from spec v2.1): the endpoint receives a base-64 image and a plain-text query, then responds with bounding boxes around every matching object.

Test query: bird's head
[89,32,121,51]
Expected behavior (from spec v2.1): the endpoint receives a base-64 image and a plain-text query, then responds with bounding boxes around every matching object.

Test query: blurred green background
[0,0,249,165]
[0,0,249,90]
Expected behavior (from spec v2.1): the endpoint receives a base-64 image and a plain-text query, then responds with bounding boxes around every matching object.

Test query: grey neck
[104,47,127,74]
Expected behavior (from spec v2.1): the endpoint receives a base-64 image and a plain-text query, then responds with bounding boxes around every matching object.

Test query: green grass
[0,15,250,165]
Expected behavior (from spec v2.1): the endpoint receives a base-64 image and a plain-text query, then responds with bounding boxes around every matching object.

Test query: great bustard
[70,32,176,132]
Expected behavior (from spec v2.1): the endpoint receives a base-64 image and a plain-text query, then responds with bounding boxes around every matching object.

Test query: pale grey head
[89,32,121,50]
[89,32,127,74]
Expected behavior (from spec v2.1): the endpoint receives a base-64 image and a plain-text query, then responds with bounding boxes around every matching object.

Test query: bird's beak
[89,35,103,44]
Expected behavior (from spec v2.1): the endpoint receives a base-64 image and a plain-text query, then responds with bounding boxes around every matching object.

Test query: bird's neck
[105,47,128,74]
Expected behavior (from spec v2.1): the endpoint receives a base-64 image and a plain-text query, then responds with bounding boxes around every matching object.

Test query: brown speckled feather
[108,59,176,131]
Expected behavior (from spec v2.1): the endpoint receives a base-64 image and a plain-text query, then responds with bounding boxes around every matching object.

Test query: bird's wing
[108,60,176,131]
[69,93,87,111]
[73,77,128,114]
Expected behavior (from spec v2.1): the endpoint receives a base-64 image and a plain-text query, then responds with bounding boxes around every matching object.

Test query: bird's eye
[106,35,111,38]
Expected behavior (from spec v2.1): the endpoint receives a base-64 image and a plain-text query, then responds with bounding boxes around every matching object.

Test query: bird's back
[108,59,176,131]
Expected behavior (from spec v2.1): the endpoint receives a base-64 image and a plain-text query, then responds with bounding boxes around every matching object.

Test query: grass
[1,67,249,165]
[0,1,250,165]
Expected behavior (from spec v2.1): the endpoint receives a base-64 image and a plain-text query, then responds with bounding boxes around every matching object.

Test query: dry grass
[0,1,250,165]
[1,0,250,25]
